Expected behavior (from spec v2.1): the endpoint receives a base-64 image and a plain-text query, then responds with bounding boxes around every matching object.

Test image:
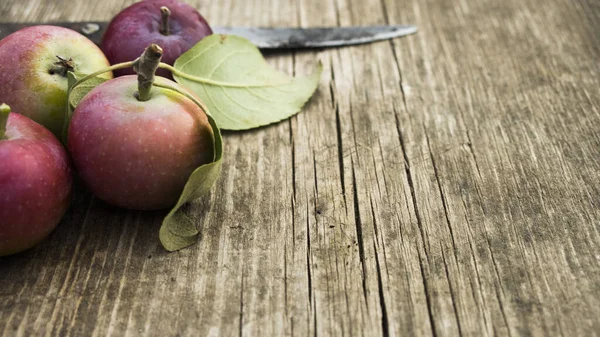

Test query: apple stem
[0,103,10,140]
[133,44,164,102]
[160,6,171,36]
[49,56,75,77]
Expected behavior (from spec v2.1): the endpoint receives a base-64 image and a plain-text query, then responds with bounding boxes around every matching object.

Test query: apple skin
[0,112,73,257]
[67,75,214,211]
[0,25,112,137]
[101,0,212,78]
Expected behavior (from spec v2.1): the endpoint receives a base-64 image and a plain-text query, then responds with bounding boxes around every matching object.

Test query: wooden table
[1,0,599,336]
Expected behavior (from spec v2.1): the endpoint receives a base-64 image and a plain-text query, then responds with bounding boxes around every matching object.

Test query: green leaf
[154,83,223,252]
[173,34,322,130]
[67,72,108,108]
[62,71,108,142]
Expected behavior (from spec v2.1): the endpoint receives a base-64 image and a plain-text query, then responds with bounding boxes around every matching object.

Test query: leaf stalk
[158,63,292,88]
[62,61,134,142]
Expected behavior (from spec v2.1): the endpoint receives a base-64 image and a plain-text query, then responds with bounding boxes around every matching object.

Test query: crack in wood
[369,198,390,337]
[393,107,437,337]
[423,127,459,259]
[284,233,289,315]
[466,130,483,180]
[375,243,390,337]
[239,271,244,337]
[424,121,467,337]
[351,165,369,309]
[393,109,430,261]
[333,69,347,210]
[289,120,298,254]
[388,41,409,112]
[306,204,313,308]
[459,199,493,335]
[441,244,464,337]
[290,120,297,203]
[416,246,439,337]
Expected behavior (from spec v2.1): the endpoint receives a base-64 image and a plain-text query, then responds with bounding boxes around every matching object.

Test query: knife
[0,22,416,49]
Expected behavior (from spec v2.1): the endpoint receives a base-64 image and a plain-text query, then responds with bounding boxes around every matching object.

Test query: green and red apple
[0,104,72,256]
[0,25,112,137]
[67,76,214,210]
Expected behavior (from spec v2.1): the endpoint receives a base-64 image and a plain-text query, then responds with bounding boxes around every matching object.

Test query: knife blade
[0,22,416,49]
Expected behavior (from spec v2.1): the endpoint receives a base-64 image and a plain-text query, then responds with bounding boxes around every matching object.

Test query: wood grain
[1,0,599,336]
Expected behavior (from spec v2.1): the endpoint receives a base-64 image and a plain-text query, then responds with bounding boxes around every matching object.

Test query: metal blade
[0,22,417,49]
[212,25,417,49]
[0,22,107,44]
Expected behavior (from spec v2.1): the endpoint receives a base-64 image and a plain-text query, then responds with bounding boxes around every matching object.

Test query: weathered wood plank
[385,0,600,336]
[1,0,599,336]
[317,0,435,336]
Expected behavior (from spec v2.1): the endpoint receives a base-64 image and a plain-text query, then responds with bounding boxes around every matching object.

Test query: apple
[101,0,213,78]
[67,75,214,210]
[0,104,72,256]
[0,25,112,137]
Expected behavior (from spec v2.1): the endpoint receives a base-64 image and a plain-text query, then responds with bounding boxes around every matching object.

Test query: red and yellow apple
[0,104,72,256]
[0,25,112,137]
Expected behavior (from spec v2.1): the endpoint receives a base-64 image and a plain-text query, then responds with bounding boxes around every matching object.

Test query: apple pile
[0,0,216,256]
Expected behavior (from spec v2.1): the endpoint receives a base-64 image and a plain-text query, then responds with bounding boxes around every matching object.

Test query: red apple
[101,0,213,78]
[0,104,72,256]
[67,76,214,210]
[0,25,112,137]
